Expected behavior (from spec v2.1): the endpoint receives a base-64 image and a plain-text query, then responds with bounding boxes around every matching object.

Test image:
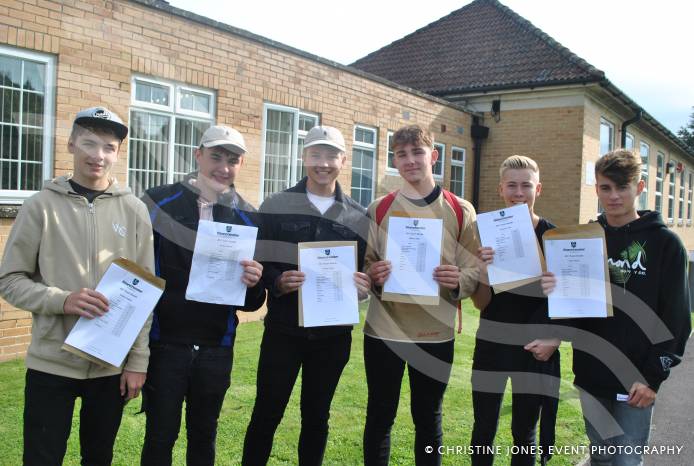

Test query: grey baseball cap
[200,125,247,155]
[303,126,346,152]
[73,106,128,140]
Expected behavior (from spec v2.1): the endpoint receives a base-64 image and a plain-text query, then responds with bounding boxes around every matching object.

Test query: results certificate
[186,220,258,306]
[298,241,359,327]
[383,216,443,305]
[476,204,544,290]
[545,237,610,318]
[63,258,165,368]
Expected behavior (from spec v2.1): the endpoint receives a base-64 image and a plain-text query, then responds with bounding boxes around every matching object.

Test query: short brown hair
[499,155,539,179]
[390,125,433,152]
[595,149,641,186]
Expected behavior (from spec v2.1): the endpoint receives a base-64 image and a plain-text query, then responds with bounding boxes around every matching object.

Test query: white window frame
[0,45,56,204]
[259,103,319,202]
[433,142,445,180]
[625,132,635,150]
[450,146,466,197]
[638,141,649,210]
[667,158,676,224]
[599,118,614,156]
[128,75,215,192]
[385,131,398,174]
[351,124,377,208]
[688,171,692,226]
[677,165,687,225]
[655,152,664,213]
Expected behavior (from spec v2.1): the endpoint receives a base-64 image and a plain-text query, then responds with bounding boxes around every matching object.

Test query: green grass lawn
[0,301,588,465]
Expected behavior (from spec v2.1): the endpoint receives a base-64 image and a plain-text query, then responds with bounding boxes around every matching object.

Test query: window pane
[22,61,45,93]
[1,88,21,123]
[128,110,170,196]
[299,114,317,132]
[0,125,19,161]
[452,148,464,162]
[355,127,374,145]
[625,134,634,150]
[180,89,211,114]
[433,144,444,176]
[600,120,613,155]
[0,55,21,88]
[263,109,294,198]
[174,118,210,177]
[135,80,169,106]
[351,147,374,207]
[22,91,44,127]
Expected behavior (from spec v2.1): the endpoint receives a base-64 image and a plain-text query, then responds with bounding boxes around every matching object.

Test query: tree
[678,107,694,151]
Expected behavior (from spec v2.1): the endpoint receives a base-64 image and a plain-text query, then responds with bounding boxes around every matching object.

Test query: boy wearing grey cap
[242,125,370,466]
[0,107,154,466]
[140,125,266,466]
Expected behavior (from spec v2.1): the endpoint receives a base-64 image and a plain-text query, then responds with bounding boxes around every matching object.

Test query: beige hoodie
[0,176,154,379]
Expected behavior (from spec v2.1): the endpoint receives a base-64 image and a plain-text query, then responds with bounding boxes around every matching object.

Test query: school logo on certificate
[132,278,139,285]
[226,226,233,233]
[413,219,419,227]
[571,241,577,248]
[325,249,331,255]
[500,210,505,217]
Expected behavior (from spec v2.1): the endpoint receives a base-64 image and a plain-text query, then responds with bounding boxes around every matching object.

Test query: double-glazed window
[0,46,55,203]
[433,143,445,179]
[667,158,675,223]
[260,103,318,200]
[638,141,649,210]
[351,125,376,208]
[677,168,686,225]
[599,118,614,156]
[450,147,466,197]
[625,132,635,150]
[128,76,215,195]
[655,153,664,212]
[688,172,692,225]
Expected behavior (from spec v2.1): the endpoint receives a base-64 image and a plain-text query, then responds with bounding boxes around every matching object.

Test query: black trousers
[470,341,560,466]
[362,335,454,466]
[242,329,351,466]
[140,343,233,466]
[23,369,125,466]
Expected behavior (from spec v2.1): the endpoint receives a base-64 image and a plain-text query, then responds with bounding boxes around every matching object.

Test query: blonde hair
[499,155,539,179]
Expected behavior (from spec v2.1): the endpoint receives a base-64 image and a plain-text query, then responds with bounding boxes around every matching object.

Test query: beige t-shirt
[363,191,480,343]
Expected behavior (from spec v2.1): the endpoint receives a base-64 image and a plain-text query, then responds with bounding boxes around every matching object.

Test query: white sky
[168,0,694,134]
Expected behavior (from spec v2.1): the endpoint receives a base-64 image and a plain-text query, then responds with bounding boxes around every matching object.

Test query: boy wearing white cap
[0,107,154,466]
[242,125,370,465]
[140,125,266,466]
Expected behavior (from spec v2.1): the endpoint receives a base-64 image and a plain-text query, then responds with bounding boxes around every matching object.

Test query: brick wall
[0,0,474,358]
[474,106,585,226]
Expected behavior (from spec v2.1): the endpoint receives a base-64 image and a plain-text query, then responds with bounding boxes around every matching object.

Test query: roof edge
[431,77,603,97]
[598,79,694,159]
[128,0,476,116]
[487,0,605,81]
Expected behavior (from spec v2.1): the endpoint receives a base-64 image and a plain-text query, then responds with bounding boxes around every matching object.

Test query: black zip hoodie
[571,210,691,398]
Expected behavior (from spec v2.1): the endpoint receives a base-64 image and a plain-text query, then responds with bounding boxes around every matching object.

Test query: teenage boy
[140,125,266,466]
[242,125,370,466]
[470,155,559,466]
[0,107,153,466]
[542,149,690,466]
[363,124,479,466]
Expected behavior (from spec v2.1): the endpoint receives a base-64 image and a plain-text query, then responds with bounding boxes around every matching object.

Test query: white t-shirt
[306,190,336,215]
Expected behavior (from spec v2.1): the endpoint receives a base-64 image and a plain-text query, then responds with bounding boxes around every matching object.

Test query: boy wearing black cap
[0,107,154,466]
[242,125,370,466]
[140,125,266,466]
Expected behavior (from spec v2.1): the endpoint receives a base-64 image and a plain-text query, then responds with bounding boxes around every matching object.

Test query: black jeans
[363,335,454,466]
[470,343,559,466]
[242,329,352,466]
[140,343,233,466]
[23,369,125,466]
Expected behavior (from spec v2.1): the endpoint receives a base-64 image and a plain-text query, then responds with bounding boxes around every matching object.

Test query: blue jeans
[140,343,233,466]
[580,391,653,466]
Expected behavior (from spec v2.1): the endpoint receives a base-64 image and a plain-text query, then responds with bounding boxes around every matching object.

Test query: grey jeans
[580,390,653,466]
